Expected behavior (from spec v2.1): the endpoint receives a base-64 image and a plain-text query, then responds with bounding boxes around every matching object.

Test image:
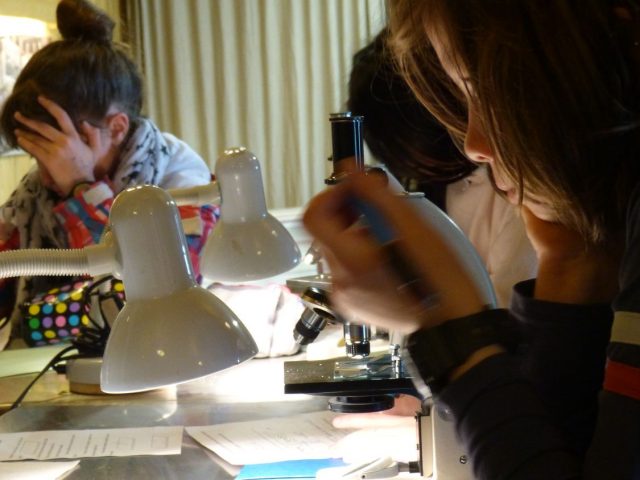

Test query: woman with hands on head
[304,0,640,478]
[0,0,215,350]
[12,95,128,199]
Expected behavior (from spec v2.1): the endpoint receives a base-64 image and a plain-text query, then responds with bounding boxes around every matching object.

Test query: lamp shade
[100,185,258,393]
[200,148,301,282]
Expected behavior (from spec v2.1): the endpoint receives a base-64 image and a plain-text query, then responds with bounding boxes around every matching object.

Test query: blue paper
[235,458,347,479]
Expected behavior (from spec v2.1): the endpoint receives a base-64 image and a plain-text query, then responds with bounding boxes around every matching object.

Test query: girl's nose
[464,108,494,164]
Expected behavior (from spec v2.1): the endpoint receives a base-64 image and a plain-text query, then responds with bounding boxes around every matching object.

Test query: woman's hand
[521,206,622,304]
[332,394,422,429]
[14,96,101,196]
[302,173,487,334]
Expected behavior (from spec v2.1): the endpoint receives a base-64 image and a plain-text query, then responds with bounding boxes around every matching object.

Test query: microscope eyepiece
[326,112,364,184]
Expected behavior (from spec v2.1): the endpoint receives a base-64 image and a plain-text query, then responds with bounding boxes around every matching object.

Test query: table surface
[0,354,330,479]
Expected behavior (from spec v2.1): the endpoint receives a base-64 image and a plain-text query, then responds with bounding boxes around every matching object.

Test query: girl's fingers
[79,121,102,150]
[520,205,585,260]
[14,112,64,143]
[15,130,50,161]
[303,181,381,273]
[37,96,78,136]
[303,181,361,242]
[304,173,487,325]
[304,174,435,278]
[332,412,415,429]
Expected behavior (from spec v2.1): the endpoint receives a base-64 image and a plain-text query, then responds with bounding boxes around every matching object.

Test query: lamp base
[66,357,104,395]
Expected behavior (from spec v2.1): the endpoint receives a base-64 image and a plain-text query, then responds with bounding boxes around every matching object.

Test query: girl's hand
[521,207,622,303]
[302,173,486,334]
[520,205,587,263]
[332,394,422,429]
[14,96,100,196]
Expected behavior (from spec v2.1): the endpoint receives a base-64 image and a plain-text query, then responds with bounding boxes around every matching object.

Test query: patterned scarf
[1,118,174,250]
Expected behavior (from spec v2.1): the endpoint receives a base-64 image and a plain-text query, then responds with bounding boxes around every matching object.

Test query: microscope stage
[283,355,417,397]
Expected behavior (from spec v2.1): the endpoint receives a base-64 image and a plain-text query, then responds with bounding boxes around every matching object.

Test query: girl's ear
[108,112,130,146]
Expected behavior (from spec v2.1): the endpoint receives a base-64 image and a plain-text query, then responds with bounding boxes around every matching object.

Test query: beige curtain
[125,0,386,209]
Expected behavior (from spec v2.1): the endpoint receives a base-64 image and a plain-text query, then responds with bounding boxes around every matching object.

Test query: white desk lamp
[170,147,301,282]
[0,148,301,394]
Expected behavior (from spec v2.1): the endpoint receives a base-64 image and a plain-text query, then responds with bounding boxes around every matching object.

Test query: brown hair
[0,0,142,149]
[348,28,476,186]
[388,0,640,244]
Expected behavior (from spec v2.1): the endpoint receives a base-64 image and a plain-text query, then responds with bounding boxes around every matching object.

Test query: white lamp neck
[168,182,221,206]
[216,148,268,222]
[109,185,196,300]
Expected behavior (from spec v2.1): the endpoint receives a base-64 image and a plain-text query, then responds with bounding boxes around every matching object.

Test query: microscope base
[417,404,472,479]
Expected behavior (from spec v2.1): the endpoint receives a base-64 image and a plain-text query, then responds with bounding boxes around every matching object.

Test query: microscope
[283,113,498,479]
[285,113,416,413]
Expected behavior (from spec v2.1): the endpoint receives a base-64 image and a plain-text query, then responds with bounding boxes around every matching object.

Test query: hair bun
[56,0,115,43]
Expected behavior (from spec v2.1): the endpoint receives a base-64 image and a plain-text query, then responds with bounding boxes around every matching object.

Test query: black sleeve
[439,353,582,479]
[432,186,640,479]
[584,184,640,479]
[511,280,613,454]
[436,286,613,479]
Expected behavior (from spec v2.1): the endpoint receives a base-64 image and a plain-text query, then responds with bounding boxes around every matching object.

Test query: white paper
[185,410,353,465]
[0,426,183,461]
[0,460,79,480]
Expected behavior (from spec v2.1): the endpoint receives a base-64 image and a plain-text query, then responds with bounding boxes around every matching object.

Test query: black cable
[3,276,127,415]
[4,345,77,413]
[71,275,124,357]
[82,275,115,330]
[112,291,125,310]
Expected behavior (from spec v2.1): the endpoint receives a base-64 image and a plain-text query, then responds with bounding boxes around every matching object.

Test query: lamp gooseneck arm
[168,182,221,206]
[0,232,117,279]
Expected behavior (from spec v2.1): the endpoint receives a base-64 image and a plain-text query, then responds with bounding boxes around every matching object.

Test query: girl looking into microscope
[304,1,640,477]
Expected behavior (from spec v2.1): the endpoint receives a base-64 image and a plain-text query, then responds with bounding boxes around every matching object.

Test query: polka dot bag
[20,278,125,347]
